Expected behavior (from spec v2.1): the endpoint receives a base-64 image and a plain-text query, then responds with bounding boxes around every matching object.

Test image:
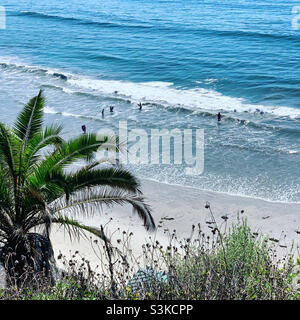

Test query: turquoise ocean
[0,0,300,202]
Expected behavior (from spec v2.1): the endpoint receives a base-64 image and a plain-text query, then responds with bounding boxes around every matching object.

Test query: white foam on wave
[61,87,75,94]
[44,106,57,114]
[1,56,300,119]
[44,106,82,118]
[44,105,103,121]
[0,56,73,79]
[67,76,300,119]
[288,150,300,154]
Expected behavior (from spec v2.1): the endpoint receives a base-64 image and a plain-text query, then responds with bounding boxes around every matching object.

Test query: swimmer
[81,125,86,134]
[110,106,114,113]
[217,112,222,122]
[101,108,105,117]
[138,102,142,110]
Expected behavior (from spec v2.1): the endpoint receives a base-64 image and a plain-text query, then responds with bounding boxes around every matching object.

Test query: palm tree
[0,90,155,287]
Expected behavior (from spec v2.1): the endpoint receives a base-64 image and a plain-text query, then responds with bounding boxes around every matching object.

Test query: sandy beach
[50,179,300,272]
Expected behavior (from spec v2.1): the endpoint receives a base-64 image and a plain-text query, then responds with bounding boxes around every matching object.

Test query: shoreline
[142,177,300,205]
[50,178,300,272]
[139,179,300,241]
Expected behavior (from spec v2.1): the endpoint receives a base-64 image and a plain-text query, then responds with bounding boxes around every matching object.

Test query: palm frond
[36,133,113,172]
[25,134,119,197]
[23,124,64,174]
[0,123,18,179]
[63,167,142,195]
[51,187,155,231]
[0,168,14,216]
[14,90,45,148]
[51,215,107,242]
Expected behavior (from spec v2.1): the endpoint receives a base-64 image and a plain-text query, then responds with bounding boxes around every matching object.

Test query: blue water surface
[0,0,299,202]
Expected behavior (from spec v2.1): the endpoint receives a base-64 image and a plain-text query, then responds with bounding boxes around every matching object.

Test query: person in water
[81,125,86,134]
[110,106,114,112]
[101,108,105,117]
[138,102,142,110]
[217,112,222,122]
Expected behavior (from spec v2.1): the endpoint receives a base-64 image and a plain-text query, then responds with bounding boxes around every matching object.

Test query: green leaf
[14,90,45,147]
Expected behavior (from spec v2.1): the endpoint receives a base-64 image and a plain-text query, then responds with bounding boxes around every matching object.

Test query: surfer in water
[101,108,105,118]
[81,125,86,134]
[217,112,222,122]
[110,106,114,113]
[138,102,143,110]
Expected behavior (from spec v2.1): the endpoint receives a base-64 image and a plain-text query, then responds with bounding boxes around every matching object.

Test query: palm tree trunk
[0,233,56,288]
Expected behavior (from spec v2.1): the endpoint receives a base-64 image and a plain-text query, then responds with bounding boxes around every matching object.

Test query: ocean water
[0,0,299,202]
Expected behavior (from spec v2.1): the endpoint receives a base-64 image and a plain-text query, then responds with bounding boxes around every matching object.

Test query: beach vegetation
[0,216,298,300]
